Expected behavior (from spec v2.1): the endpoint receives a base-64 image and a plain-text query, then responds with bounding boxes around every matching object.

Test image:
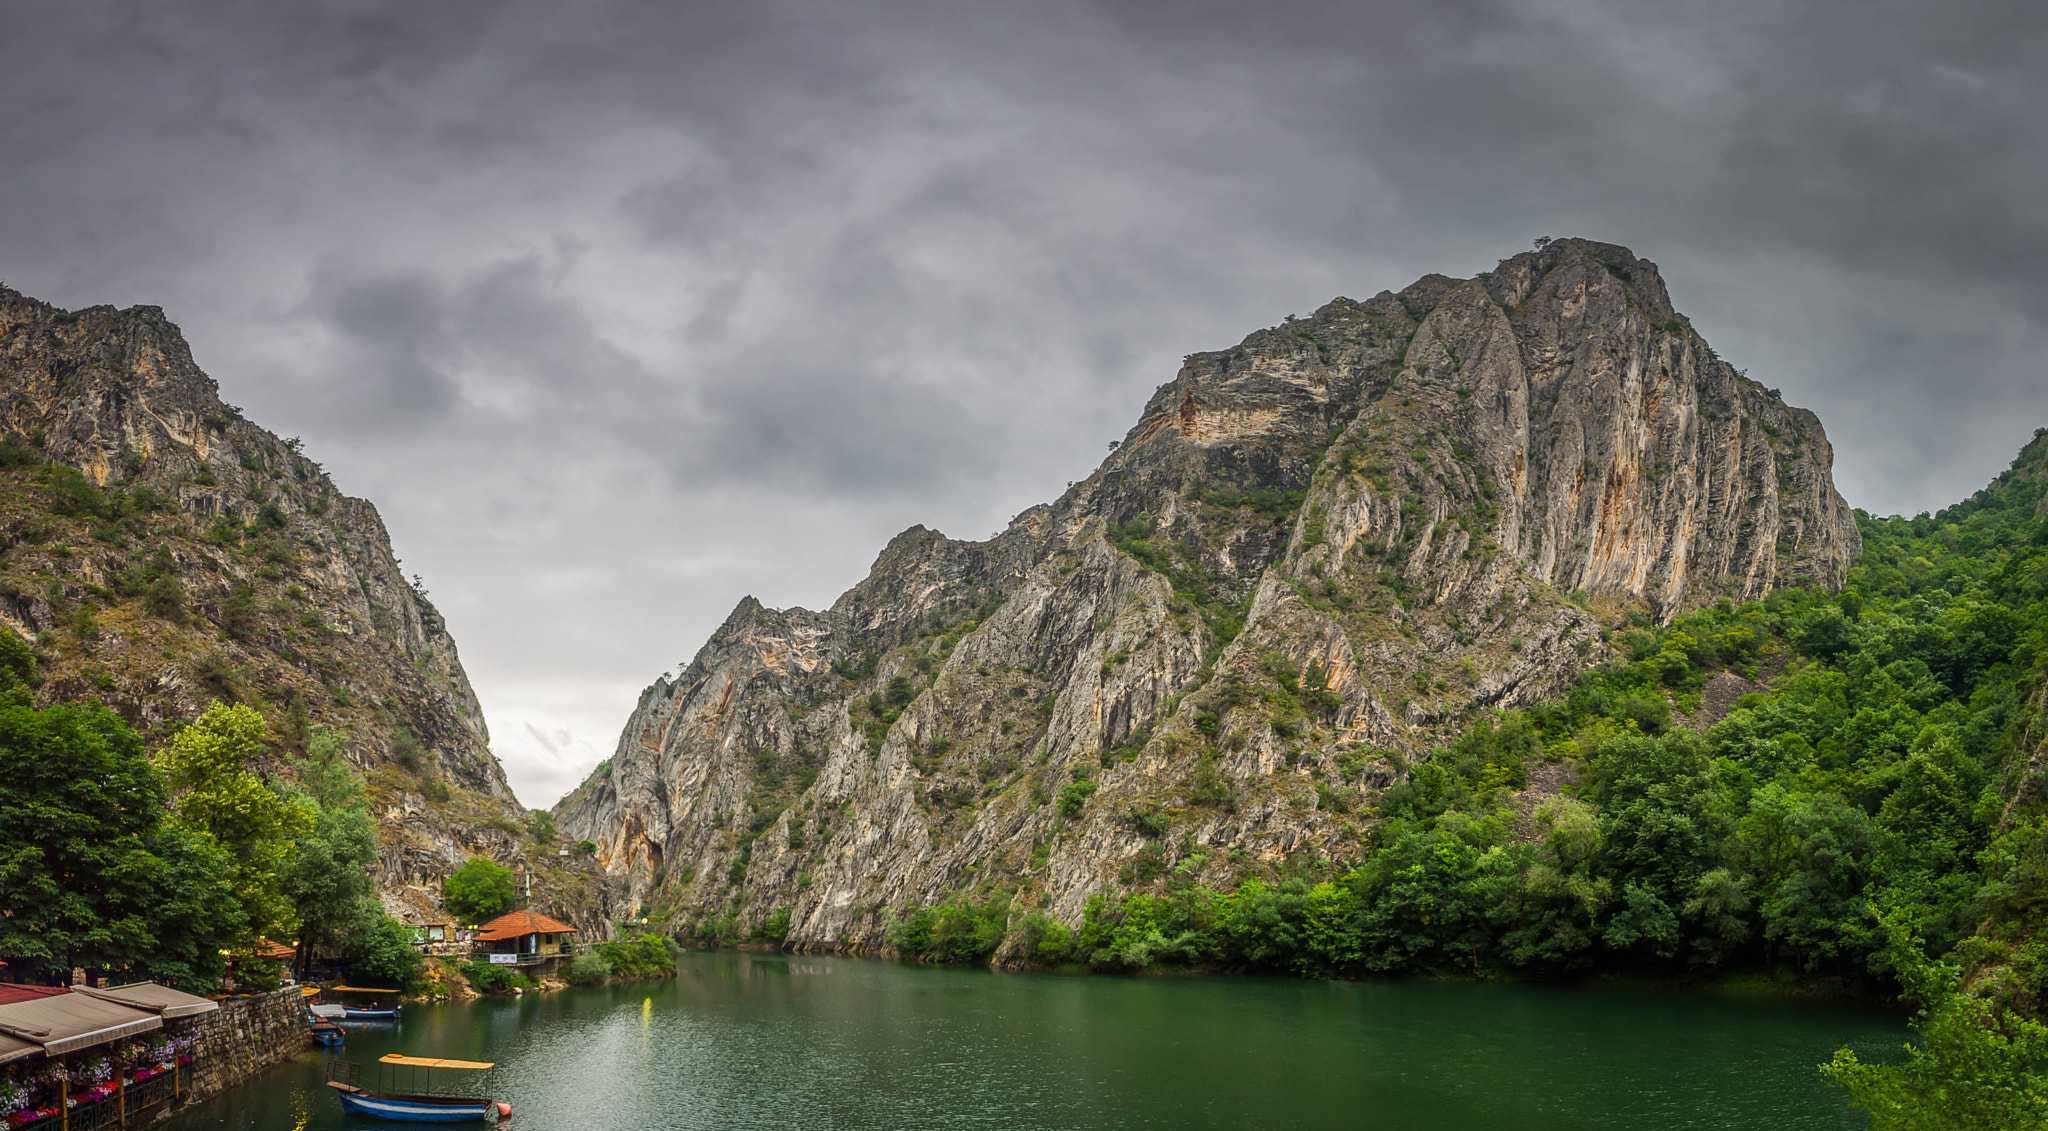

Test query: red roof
[472,910,577,942]
[252,938,296,960]
[0,983,71,1005]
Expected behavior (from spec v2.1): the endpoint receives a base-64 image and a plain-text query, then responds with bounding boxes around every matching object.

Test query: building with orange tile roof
[469,911,577,970]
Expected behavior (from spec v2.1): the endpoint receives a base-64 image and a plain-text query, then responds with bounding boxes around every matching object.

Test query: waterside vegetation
[877,434,2048,1124]
[894,459,2048,993]
[0,691,420,992]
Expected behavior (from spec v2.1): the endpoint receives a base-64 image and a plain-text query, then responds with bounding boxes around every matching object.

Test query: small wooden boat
[305,987,348,1039]
[330,984,403,1020]
[325,1055,510,1122]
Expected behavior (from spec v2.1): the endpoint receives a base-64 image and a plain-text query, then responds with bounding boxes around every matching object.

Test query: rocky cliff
[0,286,598,924]
[553,239,1861,952]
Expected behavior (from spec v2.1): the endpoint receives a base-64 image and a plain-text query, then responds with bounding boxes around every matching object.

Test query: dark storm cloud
[1,0,2042,803]
[291,266,466,425]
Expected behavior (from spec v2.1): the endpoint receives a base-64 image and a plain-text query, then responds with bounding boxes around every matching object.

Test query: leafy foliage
[565,953,614,985]
[154,702,313,947]
[459,959,518,994]
[1823,912,2048,1129]
[0,683,432,993]
[0,697,243,990]
[1056,771,1098,820]
[889,890,1012,964]
[342,915,423,990]
[280,732,381,976]
[442,857,519,923]
[595,932,677,979]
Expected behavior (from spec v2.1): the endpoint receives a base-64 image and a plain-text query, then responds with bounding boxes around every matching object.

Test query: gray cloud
[1,0,2042,804]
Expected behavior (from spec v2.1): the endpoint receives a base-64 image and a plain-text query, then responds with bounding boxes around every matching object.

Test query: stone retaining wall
[173,986,308,1104]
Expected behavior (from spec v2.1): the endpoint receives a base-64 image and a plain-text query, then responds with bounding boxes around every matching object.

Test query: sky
[1,0,2043,808]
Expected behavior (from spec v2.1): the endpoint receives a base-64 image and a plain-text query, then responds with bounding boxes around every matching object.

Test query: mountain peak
[557,239,1862,948]
[0,285,607,931]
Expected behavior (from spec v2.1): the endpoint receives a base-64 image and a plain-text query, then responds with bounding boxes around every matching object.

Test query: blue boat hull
[313,1031,344,1047]
[341,1007,400,1020]
[334,1087,491,1122]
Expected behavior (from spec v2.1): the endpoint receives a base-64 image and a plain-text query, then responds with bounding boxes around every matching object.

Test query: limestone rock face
[0,286,598,920]
[554,239,1861,951]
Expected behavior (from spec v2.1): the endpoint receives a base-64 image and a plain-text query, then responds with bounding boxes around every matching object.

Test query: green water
[169,952,1904,1130]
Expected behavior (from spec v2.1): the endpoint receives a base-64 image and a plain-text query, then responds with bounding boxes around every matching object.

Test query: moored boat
[305,986,346,1040]
[329,985,403,1020]
[325,1055,510,1123]
[333,1087,494,1121]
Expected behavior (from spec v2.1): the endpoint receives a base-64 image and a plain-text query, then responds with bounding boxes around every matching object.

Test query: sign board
[488,953,518,965]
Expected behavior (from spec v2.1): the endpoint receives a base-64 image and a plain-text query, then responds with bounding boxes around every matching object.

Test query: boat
[325,1054,511,1122]
[329,984,403,1020]
[309,1018,345,1047]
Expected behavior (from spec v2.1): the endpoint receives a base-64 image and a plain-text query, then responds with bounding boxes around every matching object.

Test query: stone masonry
[172,987,308,1105]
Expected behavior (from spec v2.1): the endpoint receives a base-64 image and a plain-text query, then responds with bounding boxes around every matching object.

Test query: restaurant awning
[0,992,162,1055]
[0,1031,39,1066]
[0,986,72,1062]
[73,982,220,1019]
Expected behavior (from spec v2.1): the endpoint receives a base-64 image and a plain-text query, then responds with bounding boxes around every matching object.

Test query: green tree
[342,915,423,990]
[219,583,258,638]
[1681,868,1753,969]
[144,573,186,622]
[1588,728,1722,898]
[1879,729,1988,855]
[460,958,515,993]
[155,702,314,947]
[0,628,36,703]
[442,857,518,923]
[137,822,246,990]
[280,733,380,978]
[0,698,241,989]
[1822,913,2048,1129]
[566,953,614,985]
[0,701,163,974]
[1757,793,1886,971]
[1216,878,1307,971]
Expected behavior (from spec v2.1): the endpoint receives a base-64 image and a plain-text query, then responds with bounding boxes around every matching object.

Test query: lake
[169,951,1904,1130]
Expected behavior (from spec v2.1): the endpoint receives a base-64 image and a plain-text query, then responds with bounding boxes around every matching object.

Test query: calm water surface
[169,951,1904,1130]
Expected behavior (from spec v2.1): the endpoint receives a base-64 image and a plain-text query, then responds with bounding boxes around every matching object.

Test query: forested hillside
[893,429,2048,1007]
[0,286,607,990]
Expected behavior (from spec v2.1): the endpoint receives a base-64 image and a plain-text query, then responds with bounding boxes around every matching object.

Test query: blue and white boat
[332,1086,494,1121]
[308,1017,345,1047]
[325,1055,509,1123]
[329,985,403,1020]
